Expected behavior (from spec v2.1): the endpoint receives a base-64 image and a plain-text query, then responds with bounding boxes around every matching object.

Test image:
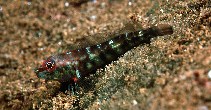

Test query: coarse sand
[0,0,210,109]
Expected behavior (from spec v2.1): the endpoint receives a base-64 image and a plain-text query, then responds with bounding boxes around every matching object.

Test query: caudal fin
[151,24,173,36]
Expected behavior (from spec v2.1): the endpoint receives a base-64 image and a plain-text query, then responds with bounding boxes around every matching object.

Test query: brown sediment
[0,0,211,110]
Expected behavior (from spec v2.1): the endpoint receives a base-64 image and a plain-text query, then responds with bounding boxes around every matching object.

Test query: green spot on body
[111,42,121,49]
[80,55,87,61]
[105,53,114,61]
[86,62,93,70]
[54,70,61,79]
[70,69,76,75]
[114,47,124,55]
[93,56,104,65]
[88,53,98,60]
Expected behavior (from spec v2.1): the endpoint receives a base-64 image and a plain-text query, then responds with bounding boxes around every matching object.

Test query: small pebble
[27,2,31,5]
[0,6,2,11]
[198,105,208,110]
[132,100,137,105]
[64,2,69,7]
[139,88,147,94]
[90,15,97,21]
[208,70,211,79]
[37,41,43,47]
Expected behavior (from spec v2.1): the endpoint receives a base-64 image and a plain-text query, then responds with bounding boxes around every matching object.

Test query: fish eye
[46,62,53,68]
[45,60,55,69]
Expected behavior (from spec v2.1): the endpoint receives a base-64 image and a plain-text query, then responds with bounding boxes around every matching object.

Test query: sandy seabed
[0,0,210,109]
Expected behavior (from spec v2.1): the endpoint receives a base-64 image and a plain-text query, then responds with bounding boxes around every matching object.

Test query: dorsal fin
[63,20,144,51]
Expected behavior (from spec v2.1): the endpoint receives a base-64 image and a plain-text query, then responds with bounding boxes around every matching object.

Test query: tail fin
[151,24,173,36]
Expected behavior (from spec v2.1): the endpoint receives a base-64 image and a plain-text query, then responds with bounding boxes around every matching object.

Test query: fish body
[35,24,173,85]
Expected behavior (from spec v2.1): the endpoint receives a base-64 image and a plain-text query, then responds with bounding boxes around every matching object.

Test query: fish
[35,24,173,91]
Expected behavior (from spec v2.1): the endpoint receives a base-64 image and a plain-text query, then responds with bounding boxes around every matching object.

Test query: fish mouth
[34,67,47,79]
[35,67,43,74]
